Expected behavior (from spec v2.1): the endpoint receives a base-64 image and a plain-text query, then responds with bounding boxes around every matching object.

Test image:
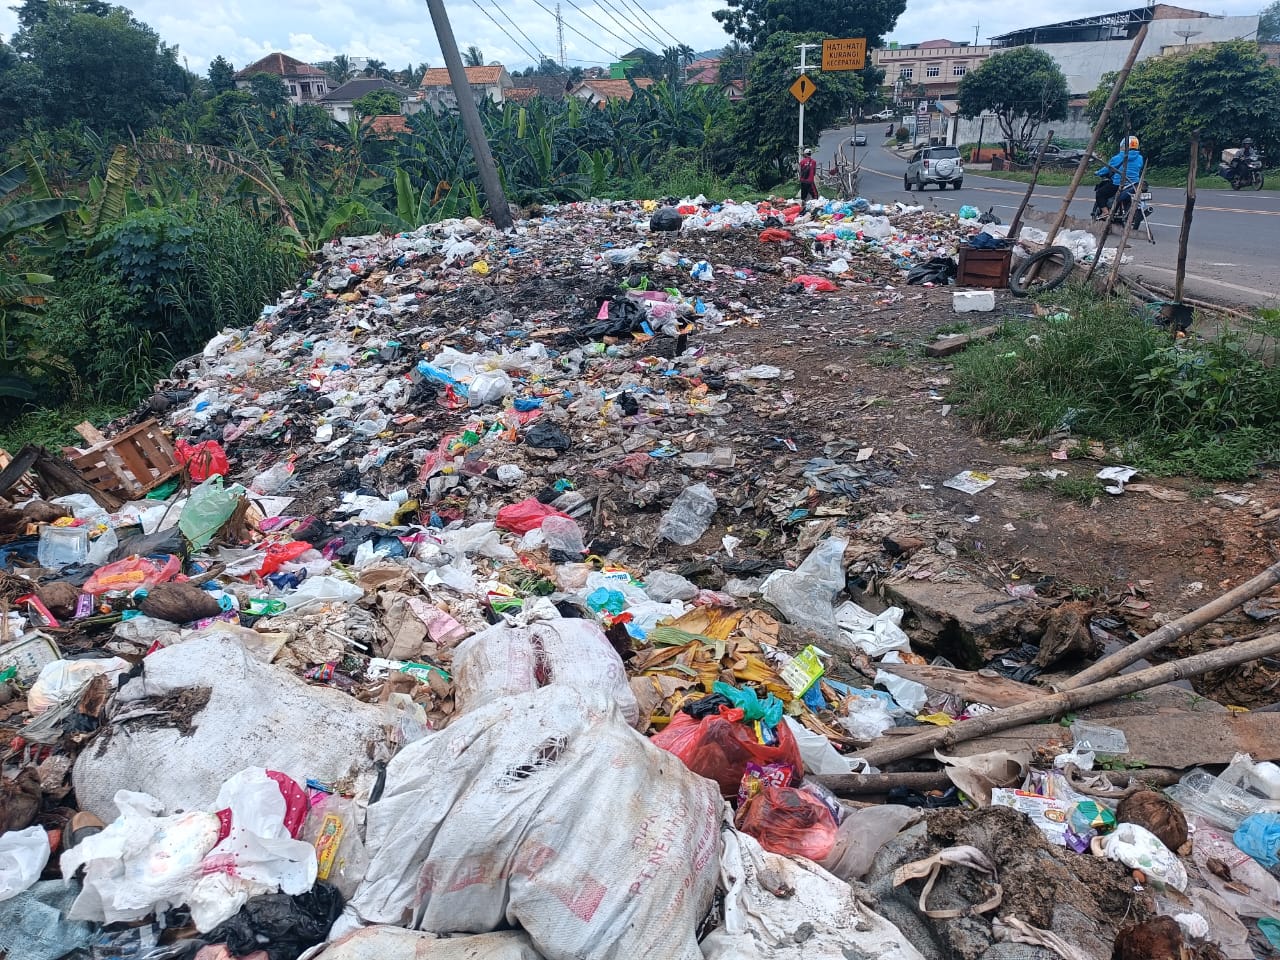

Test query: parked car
[904,145,964,190]
[1028,143,1088,166]
[851,131,868,146]
[866,108,895,121]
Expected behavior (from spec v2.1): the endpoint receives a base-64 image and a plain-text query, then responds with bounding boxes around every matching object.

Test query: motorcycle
[1218,154,1264,191]
[1091,178,1152,228]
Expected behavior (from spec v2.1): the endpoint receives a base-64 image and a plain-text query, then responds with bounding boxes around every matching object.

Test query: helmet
[1244,138,1254,146]
[803,148,812,155]
[1126,136,1140,150]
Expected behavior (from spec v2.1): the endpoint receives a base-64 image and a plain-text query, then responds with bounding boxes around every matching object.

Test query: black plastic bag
[206,883,343,960]
[649,206,683,232]
[525,421,571,452]
[906,256,957,285]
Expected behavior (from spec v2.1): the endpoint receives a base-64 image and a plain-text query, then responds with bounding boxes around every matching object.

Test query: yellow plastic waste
[472,260,490,276]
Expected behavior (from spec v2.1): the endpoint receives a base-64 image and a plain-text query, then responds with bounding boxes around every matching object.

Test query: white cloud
[0,0,1265,74]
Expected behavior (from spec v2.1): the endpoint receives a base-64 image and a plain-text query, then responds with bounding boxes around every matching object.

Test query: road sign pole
[795,43,817,164]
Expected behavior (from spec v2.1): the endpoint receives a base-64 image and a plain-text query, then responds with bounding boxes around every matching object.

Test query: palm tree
[363,58,389,79]
[463,46,484,67]
[718,41,750,83]
[326,54,352,86]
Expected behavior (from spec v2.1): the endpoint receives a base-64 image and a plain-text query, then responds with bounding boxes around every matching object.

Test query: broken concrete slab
[882,578,1028,667]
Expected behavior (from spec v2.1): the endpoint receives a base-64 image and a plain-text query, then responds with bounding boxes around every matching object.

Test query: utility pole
[557,3,566,68]
[795,42,818,163]
[423,0,513,229]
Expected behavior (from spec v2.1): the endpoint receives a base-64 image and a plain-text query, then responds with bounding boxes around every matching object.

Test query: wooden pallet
[69,420,180,500]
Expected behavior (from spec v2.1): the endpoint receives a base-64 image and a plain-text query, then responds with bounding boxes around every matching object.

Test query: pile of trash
[0,196,1277,960]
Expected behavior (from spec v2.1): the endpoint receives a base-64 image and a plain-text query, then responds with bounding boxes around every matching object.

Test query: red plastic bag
[175,440,229,481]
[793,275,838,293]
[495,497,569,536]
[735,784,839,861]
[759,228,792,243]
[84,554,181,595]
[258,540,312,576]
[651,708,804,798]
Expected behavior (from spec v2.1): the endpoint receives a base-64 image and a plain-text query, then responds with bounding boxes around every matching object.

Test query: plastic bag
[735,785,838,861]
[657,483,717,545]
[761,538,847,638]
[175,440,229,481]
[643,570,698,602]
[541,516,585,555]
[821,805,918,881]
[792,275,838,292]
[875,669,928,714]
[651,708,804,798]
[1235,813,1280,868]
[83,554,181,595]
[0,825,50,901]
[281,576,364,613]
[1098,822,1187,891]
[303,795,368,900]
[524,421,571,452]
[713,681,782,727]
[906,256,957,285]
[496,497,569,535]
[28,656,131,715]
[838,694,896,741]
[833,601,911,658]
[468,370,513,408]
[206,882,343,960]
[784,717,853,775]
[180,476,245,550]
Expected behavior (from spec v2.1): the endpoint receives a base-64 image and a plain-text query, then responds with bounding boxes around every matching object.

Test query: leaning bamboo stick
[855,631,1280,767]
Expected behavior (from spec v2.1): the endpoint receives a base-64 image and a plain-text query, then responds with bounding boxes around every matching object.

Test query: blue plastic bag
[713,681,783,728]
[1235,813,1280,868]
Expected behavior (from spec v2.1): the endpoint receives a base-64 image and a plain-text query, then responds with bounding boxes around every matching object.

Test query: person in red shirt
[798,148,817,203]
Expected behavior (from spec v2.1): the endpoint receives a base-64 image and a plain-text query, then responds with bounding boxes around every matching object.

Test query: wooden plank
[32,448,123,510]
[874,662,1041,708]
[73,422,108,446]
[0,445,40,498]
[924,325,998,358]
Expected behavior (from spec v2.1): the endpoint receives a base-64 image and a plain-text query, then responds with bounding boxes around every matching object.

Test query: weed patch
[950,286,1280,480]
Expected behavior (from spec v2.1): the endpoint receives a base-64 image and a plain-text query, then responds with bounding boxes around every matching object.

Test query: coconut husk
[22,500,71,524]
[1111,917,1184,960]
[1116,789,1188,852]
[0,767,41,832]
[1035,600,1101,668]
[37,580,81,620]
[138,581,223,623]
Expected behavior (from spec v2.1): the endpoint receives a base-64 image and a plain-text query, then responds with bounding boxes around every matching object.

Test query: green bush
[950,287,1280,480]
[895,125,909,143]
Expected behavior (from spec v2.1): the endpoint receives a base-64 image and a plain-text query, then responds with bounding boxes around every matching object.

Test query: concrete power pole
[557,3,567,68]
[423,0,514,229]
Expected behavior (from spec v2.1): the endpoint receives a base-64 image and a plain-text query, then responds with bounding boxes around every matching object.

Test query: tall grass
[950,286,1280,480]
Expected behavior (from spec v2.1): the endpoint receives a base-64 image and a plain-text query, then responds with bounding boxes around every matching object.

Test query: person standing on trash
[798,148,818,204]
[1092,136,1144,219]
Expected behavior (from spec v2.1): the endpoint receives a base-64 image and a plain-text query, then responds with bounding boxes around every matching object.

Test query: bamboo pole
[855,631,1280,767]
[1102,174,1146,294]
[1173,131,1200,305]
[1006,129,1054,241]
[1062,558,1280,689]
[1044,24,1148,248]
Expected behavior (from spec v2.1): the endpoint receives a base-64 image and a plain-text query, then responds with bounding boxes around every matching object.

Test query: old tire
[1009,246,1075,297]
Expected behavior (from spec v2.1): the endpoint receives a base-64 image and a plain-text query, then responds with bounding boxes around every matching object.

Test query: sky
[0,0,1265,73]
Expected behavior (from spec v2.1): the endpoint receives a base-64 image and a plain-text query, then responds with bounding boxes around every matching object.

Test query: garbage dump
[0,193,1278,960]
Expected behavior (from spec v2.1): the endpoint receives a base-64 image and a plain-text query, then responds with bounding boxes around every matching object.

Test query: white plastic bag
[833,601,911,658]
[0,826,50,901]
[188,768,318,931]
[761,539,847,638]
[282,575,364,613]
[875,669,928,714]
[27,657,131,715]
[350,686,720,960]
[468,370,513,407]
[839,694,897,740]
[784,717,853,775]
[60,791,221,924]
[703,827,925,960]
[1098,822,1187,891]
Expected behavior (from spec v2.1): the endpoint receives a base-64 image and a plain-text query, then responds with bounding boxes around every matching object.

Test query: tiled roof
[364,115,411,135]
[420,65,507,87]
[686,67,720,84]
[571,77,655,101]
[235,52,327,80]
[322,77,411,103]
[506,87,539,102]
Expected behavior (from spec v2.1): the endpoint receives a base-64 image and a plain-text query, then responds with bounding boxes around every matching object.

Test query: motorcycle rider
[1093,136,1145,219]
[1230,138,1259,183]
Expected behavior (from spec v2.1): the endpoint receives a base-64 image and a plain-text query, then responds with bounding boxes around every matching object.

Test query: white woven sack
[73,634,387,820]
[312,928,543,960]
[351,686,720,960]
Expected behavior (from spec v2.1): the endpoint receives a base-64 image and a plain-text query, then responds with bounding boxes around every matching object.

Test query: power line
[526,0,619,60]
[617,0,682,47]
[560,0,639,53]
[597,0,666,49]
[492,1,552,63]
[590,0,659,50]
[469,0,541,63]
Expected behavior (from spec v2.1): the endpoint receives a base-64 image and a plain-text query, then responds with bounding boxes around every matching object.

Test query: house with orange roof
[568,77,655,106]
[418,65,514,112]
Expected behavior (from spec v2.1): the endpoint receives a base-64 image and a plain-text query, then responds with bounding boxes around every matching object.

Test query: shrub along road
[820,126,1280,306]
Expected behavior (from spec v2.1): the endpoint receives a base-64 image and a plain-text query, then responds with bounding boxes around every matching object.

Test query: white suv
[905,146,964,190]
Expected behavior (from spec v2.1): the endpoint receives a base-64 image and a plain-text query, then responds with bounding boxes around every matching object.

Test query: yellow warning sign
[822,38,867,71]
[789,74,816,103]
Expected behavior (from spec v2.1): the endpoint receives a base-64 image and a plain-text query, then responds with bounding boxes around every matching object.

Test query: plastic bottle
[657,483,718,545]
[542,516,586,555]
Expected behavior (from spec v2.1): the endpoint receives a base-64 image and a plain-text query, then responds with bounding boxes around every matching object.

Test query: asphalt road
[819,125,1280,306]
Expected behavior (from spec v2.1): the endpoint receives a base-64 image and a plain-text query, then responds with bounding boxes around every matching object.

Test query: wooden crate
[957,246,1013,289]
[69,420,180,500]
